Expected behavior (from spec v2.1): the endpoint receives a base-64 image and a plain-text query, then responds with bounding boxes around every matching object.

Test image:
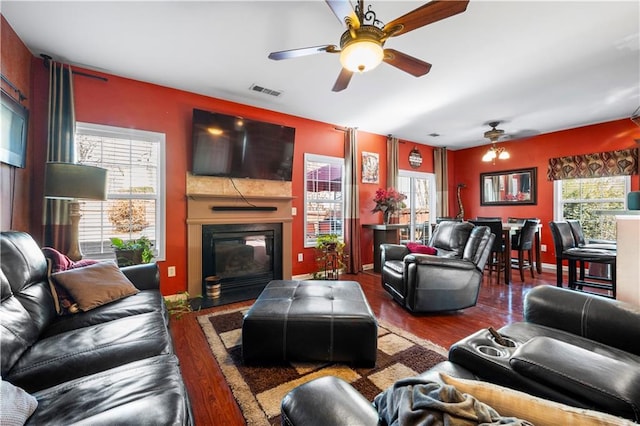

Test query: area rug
[197,307,448,426]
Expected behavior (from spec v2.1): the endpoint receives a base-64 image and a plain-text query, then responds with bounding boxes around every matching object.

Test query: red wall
[0,15,32,232]
[4,14,638,293]
[453,120,640,265]
[26,59,404,293]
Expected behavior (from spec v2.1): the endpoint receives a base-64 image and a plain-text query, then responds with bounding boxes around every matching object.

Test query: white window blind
[75,123,166,260]
[304,154,344,247]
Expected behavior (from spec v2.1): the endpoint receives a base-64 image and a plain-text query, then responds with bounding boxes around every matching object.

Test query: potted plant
[313,234,347,280]
[372,187,407,225]
[110,235,154,267]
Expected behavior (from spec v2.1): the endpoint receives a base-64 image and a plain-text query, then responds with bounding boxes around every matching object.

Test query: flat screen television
[0,90,29,168]
[191,108,295,181]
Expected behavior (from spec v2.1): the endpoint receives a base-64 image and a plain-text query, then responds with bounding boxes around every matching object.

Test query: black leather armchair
[381,222,495,313]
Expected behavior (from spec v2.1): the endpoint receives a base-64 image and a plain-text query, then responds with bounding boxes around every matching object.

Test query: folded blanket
[374,377,533,426]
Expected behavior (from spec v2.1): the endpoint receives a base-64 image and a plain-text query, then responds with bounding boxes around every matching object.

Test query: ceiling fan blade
[268,45,337,60]
[332,68,353,92]
[325,0,359,28]
[383,49,432,77]
[383,0,469,37]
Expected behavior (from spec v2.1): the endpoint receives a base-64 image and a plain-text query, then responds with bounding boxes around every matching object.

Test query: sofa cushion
[42,247,99,315]
[1,379,38,426]
[441,374,631,426]
[28,355,191,426]
[406,242,437,255]
[509,337,640,421]
[51,262,139,312]
[5,311,172,393]
[40,290,167,338]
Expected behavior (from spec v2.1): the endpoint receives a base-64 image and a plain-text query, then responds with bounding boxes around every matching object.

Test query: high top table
[362,223,409,272]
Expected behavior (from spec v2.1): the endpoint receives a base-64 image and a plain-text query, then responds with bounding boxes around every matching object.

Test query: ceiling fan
[268,0,470,92]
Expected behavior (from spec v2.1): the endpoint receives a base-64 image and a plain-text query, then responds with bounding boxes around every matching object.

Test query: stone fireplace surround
[186,173,293,296]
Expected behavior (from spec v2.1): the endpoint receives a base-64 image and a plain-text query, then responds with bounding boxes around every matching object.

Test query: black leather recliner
[380,221,495,313]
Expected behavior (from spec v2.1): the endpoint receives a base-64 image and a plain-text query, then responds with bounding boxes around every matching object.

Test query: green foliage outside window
[560,177,626,241]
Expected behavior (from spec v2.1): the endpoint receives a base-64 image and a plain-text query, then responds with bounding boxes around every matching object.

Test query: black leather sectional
[281,285,640,425]
[0,231,192,425]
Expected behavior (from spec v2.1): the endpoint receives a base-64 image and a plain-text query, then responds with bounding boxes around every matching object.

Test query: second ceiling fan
[268,0,470,92]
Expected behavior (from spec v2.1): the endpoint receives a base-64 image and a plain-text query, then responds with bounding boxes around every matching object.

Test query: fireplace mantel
[186,173,293,296]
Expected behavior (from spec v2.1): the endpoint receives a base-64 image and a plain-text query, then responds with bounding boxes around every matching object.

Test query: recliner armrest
[281,376,378,426]
[380,244,409,263]
[405,254,476,271]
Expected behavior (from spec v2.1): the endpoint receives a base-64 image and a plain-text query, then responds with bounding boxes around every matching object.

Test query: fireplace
[201,223,282,295]
[186,174,293,302]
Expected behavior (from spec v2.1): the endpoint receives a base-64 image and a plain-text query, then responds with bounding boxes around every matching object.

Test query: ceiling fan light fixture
[498,150,510,160]
[340,39,384,73]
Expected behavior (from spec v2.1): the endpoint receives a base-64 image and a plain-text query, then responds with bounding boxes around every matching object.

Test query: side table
[362,223,409,272]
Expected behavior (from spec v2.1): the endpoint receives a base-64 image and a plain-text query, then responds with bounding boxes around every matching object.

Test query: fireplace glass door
[202,223,282,294]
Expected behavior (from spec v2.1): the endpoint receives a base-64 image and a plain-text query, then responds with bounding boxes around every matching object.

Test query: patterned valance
[547,148,638,180]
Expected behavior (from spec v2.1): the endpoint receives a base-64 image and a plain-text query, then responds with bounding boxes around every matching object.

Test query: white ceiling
[2,1,639,149]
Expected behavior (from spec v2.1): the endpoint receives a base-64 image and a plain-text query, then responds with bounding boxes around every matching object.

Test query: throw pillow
[51,261,139,312]
[0,379,38,426]
[42,247,99,315]
[406,242,437,255]
[440,373,631,426]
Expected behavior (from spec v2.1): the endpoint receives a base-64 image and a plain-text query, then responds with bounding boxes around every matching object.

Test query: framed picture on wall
[362,151,379,184]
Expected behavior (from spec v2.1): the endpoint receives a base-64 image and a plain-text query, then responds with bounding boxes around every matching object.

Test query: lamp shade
[339,40,384,73]
[45,162,108,200]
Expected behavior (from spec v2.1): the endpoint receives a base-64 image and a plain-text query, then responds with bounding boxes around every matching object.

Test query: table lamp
[44,162,108,260]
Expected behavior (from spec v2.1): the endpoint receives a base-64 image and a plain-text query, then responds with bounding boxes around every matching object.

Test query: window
[554,176,630,240]
[75,123,166,260]
[304,154,344,247]
[397,171,436,243]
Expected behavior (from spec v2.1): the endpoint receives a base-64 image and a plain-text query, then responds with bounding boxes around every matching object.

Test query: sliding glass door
[397,170,436,243]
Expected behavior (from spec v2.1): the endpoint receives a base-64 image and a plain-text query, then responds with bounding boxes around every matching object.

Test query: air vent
[249,84,282,97]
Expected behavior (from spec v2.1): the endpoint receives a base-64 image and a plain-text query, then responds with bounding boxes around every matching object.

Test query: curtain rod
[1,74,27,102]
[41,54,108,82]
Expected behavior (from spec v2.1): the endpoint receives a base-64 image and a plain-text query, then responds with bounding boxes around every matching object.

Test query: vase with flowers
[372,187,407,225]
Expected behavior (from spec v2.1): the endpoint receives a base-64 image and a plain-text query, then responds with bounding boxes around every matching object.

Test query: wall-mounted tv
[191,108,295,181]
[1,90,29,168]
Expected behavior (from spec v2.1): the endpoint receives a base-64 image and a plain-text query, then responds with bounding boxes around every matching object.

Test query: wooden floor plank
[170,270,557,425]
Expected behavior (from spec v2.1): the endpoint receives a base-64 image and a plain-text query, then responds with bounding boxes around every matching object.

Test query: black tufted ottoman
[242,280,378,366]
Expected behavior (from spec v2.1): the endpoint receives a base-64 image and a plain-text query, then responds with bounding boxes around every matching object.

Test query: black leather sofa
[1,231,193,425]
[281,285,640,425]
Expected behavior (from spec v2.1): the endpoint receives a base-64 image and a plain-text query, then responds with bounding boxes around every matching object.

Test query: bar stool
[510,219,539,282]
[567,219,616,281]
[549,221,616,298]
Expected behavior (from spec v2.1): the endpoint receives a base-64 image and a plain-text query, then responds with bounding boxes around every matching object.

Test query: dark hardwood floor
[170,269,558,425]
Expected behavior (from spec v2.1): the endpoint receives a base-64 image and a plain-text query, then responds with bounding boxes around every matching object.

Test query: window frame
[397,169,436,243]
[553,175,630,240]
[303,153,344,248]
[75,122,166,260]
